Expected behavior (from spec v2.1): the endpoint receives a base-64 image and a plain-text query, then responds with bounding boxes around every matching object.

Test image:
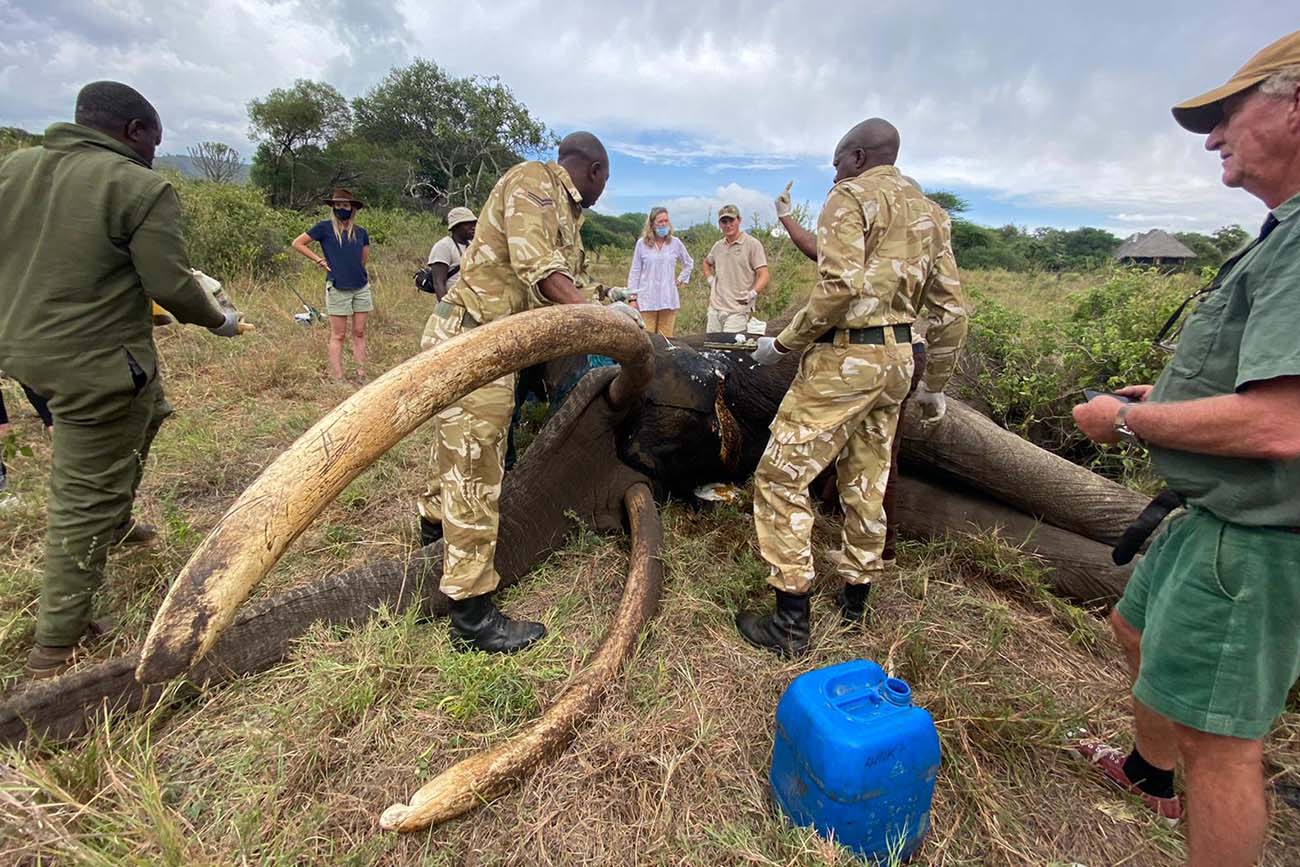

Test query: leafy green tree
[1212,224,1249,257]
[351,59,552,208]
[248,80,351,206]
[926,190,969,214]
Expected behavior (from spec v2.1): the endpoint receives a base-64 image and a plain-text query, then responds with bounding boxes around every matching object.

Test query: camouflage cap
[718,204,741,220]
[1173,30,1300,134]
[446,206,477,229]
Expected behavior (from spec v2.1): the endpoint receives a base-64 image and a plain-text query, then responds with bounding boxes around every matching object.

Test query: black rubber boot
[449,594,546,653]
[838,582,871,627]
[418,515,443,547]
[735,588,811,658]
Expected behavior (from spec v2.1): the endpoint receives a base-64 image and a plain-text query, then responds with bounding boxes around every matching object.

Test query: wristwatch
[1114,404,1144,445]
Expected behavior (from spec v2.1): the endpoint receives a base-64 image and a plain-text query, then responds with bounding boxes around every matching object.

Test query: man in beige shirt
[701,204,769,332]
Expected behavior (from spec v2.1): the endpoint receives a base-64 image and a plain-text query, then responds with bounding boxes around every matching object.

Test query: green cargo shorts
[324,283,373,316]
[1116,507,1300,739]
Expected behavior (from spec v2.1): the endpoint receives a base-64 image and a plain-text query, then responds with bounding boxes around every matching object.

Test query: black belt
[1113,490,1300,565]
[434,300,479,330]
[814,324,912,345]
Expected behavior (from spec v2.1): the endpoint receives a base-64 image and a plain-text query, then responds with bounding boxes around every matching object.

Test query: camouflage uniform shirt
[446,160,586,325]
[778,165,964,387]
[908,198,968,393]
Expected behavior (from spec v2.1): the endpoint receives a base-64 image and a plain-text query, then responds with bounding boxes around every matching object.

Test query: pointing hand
[775,181,793,218]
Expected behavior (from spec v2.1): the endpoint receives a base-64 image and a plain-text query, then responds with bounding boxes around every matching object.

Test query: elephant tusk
[378,481,663,833]
[136,306,655,685]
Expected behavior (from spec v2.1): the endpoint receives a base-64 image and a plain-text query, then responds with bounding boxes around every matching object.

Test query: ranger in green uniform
[0,82,244,678]
[1072,31,1300,866]
[416,131,642,653]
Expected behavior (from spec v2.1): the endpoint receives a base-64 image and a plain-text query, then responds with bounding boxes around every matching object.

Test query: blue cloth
[306,220,370,290]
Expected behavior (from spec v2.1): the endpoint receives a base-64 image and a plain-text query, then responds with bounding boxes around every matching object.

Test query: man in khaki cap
[700,204,769,332]
[424,206,477,300]
[1072,30,1300,866]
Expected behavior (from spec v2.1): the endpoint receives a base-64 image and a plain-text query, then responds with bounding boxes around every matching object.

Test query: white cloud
[662,182,777,227]
[3,0,1291,233]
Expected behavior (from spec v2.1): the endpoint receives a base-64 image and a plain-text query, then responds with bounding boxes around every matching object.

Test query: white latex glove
[746,290,759,306]
[707,274,716,291]
[912,386,947,429]
[751,336,788,366]
[608,287,638,303]
[609,301,645,329]
[208,309,242,338]
[775,181,793,218]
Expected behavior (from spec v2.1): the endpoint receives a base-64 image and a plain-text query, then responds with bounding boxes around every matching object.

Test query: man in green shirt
[1072,31,1300,866]
[0,81,245,678]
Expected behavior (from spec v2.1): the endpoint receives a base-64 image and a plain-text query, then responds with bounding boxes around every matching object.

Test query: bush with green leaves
[173,178,300,278]
[965,267,1192,480]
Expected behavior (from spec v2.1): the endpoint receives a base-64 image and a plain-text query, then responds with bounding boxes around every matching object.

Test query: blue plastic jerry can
[769,660,941,863]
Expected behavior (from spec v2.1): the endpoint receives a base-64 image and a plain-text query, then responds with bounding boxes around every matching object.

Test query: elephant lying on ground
[0,308,1146,753]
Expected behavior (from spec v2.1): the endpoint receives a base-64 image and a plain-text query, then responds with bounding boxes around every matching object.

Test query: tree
[926,190,969,214]
[248,80,350,206]
[1211,224,1249,257]
[351,60,552,208]
[187,141,242,183]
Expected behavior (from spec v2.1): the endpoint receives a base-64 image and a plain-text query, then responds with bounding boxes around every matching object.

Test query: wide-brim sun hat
[323,187,366,209]
[447,206,477,229]
[1172,30,1300,134]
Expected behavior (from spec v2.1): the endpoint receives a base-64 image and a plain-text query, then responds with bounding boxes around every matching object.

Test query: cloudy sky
[3,1,1293,234]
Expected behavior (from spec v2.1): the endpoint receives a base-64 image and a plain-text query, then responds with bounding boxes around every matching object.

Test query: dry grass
[1,233,1297,865]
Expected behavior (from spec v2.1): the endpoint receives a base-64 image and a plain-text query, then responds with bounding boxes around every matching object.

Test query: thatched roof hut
[1113,229,1196,265]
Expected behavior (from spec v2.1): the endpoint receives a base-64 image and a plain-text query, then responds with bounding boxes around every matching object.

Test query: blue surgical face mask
[333,208,353,221]
[655,225,670,238]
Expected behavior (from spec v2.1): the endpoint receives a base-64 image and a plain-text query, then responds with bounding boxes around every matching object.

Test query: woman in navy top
[291,188,372,383]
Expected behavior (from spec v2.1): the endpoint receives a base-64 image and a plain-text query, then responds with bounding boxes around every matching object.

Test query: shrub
[965,266,1191,481]
[174,178,299,278]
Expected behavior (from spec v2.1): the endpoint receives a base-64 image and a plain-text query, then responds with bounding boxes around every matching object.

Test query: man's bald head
[74,81,163,167]
[557,131,610,208]
[832,118,900,183]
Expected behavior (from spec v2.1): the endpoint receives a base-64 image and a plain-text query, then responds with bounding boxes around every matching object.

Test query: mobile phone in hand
[1083,388,1133,404]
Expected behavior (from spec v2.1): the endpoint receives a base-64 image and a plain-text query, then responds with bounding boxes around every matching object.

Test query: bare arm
[292,233,329,271]
[780,214,818,261]
[538,271,586,305]
[430,262,450,299]
[1073,377,1300,460]
[752,265,771,295]
[362,244,369,267]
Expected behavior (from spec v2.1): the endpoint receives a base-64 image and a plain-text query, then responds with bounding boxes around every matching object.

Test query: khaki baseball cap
[718,204,741,220]
[446,206,477,229]
[1172,30,1300,134]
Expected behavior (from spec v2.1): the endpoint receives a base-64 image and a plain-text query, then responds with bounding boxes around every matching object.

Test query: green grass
[1,227,1296,865]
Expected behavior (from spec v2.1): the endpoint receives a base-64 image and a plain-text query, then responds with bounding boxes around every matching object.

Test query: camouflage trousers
[754,339,915,594]
[416,305,516,600]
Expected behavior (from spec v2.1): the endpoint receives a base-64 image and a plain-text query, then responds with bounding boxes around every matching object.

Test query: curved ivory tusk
[379,482,663,832]
[136,306,654,685]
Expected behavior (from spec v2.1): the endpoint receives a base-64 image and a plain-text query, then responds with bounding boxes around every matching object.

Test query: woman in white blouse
[626,206,693,337]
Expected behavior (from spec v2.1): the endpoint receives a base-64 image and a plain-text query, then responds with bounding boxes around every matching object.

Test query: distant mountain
[156,154,251,183]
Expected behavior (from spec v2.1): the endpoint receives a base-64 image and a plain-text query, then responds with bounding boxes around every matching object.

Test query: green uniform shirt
[1149,192,1300,527]
[0,123,222,359]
